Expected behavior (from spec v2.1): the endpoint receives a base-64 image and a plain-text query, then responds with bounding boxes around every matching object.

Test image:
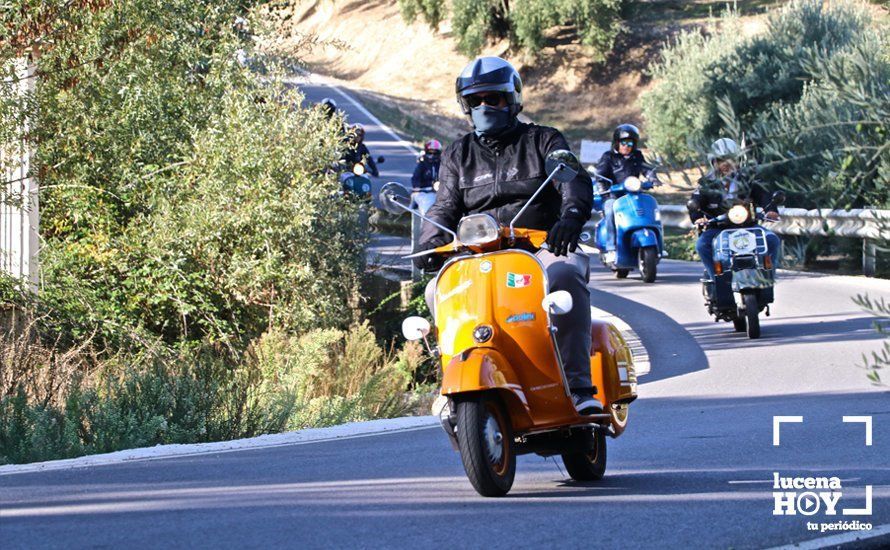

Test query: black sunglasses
[465,93,507,108]
[619,139,635,147]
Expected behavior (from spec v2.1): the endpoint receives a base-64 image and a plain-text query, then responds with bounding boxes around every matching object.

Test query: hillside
[265,0,784,147]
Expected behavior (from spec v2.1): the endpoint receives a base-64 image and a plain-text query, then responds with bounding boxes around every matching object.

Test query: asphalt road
[2,79,889,550]
[296,75,421,207]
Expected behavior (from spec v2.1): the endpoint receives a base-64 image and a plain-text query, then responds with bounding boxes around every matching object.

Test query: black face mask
[424,153,441,163]
[472,106,513,137]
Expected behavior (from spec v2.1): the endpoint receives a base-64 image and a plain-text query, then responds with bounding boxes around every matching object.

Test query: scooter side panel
[612,193,663,267]
[435,251,577,428]
[589,321,638,409]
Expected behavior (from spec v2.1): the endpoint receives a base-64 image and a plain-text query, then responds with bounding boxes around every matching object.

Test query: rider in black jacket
[594,124,659,253]
[411,139,442,190]
[416,56,599,415]
[341,124,379,177]
[689,138,781,279]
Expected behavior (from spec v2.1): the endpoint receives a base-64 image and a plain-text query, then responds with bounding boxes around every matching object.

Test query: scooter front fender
[630,228,660,250]
[441,348,533,430]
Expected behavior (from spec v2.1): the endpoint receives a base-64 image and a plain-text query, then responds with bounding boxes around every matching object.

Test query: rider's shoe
[572,391,603,415]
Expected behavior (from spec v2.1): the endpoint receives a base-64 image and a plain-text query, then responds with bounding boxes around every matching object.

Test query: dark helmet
[455,56,523,117]
[320,97,338,118]
[612,123,640,152]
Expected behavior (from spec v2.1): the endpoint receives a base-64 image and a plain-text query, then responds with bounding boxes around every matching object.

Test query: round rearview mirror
[545,149,581,183]
[772,190,786,205]
[378,182,411,215]
[402,316,431,341]
[542,290,573,316]
[377,156,385,164]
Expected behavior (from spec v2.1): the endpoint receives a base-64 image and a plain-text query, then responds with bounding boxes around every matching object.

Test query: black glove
[413,236,448,272]
[546,217,584,257]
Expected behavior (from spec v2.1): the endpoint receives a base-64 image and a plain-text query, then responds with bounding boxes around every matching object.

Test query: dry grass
[264,0,784,148]
[0,308,98,408]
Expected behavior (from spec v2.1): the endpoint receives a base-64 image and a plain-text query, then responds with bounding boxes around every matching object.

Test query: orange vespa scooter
[379,150,637,497]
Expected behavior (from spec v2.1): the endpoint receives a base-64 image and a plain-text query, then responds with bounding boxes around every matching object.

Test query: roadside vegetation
[0,1,433,465]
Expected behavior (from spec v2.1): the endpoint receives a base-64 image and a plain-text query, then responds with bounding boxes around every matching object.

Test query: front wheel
[732,315,747,332]
[561,429,607,481]
[744,293,761,339]
[639,246,658,283]
[455,396,516,497]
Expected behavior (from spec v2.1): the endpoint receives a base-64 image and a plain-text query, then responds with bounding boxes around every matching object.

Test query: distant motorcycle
[337,156,385,201]
[590,173,664,283]
[692,191,785,339]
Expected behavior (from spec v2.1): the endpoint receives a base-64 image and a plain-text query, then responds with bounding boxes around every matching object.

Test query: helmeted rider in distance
[689,138,781,280]
[594,124,660,256]
[341,123,380,178]
[412,139,443,190]
[415,56,600,415]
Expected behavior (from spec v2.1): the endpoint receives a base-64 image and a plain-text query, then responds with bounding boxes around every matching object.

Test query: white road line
[0,416,439,476]
[765,523,890,550]
[289,70,419,156]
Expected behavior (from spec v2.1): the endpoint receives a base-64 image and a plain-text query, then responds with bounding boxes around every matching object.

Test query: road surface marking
[289,70,419,156]
[764,523,890,550]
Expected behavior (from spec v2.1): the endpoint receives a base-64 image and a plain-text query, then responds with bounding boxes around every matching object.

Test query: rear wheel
[744,293,761,339]
[561,429,607,481]
[639,246,658,283]
[455,396,515,497]
[615,268,630,279]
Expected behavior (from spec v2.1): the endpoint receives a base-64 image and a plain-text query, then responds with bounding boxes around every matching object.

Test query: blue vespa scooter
[591,174,664,282]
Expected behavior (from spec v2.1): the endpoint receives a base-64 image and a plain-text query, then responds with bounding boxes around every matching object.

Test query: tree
[399,0,625,58]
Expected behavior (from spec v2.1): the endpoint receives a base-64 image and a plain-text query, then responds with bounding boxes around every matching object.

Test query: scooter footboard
[441,348,534,431]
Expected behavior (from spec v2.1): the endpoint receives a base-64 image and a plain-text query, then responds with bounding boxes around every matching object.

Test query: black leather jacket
[688,168,776,224]
[419,122,592,246]
[594,150,654,195]
[341,143,379,177]
[411,157,440,189]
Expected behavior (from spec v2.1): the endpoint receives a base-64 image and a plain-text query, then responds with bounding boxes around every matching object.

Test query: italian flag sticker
[506,272,532,288]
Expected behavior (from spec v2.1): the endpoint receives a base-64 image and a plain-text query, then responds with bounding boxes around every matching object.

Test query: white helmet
[708,138,740,165]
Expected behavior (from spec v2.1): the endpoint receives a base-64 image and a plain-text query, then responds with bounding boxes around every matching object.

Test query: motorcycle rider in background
[412,139,442,190]
[595,124,660,258]
[415,56,600,415]
[341,124,380,178]
[689,138,781,279]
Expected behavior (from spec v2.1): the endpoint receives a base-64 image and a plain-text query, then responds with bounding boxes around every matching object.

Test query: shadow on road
[686,316,881,351]
[589,286,710,383]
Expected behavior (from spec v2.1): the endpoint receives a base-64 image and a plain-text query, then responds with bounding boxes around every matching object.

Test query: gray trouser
[425,249,593,392]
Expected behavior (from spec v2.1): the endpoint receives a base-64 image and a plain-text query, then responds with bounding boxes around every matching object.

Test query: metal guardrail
[658,205,889,276]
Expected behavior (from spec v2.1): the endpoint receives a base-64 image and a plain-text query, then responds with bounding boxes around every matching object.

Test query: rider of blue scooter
[594,124,659,254]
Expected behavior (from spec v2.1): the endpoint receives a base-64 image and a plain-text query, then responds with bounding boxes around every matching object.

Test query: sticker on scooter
[506,312,535,323]
[729,230,756,253]
[506,272,532,288]
[480,260,492,273]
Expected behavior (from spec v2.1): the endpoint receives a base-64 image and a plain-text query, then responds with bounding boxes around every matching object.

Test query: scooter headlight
[457,214,501,246]
[728,204,750,225]
[353,163,365,176]
[624,177,642,193]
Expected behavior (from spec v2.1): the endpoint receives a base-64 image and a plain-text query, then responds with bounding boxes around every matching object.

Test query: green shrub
[0,321,429,464]
[404,0,625,58]
[641,0,873,162]
[398,0,447,30]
